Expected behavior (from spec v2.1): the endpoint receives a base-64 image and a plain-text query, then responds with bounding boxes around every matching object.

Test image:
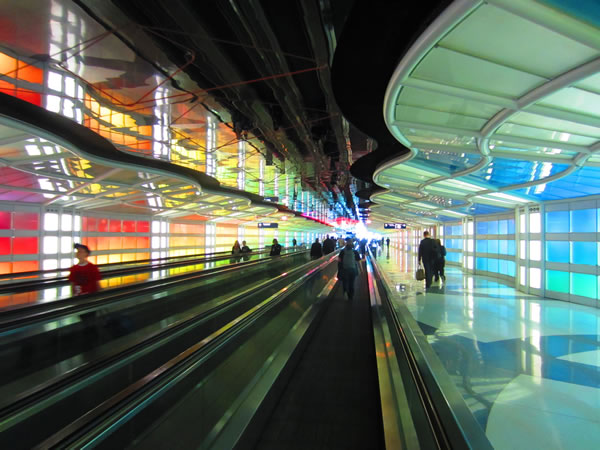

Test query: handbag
[415,266,425,281]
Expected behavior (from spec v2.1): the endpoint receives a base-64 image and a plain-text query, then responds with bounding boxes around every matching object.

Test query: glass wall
[461,198,600,307]
[474,216,516,280]
[443,222,463,265]
[544,200,599,303]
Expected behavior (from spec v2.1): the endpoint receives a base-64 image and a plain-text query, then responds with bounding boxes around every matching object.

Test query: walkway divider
[366,251,493,449]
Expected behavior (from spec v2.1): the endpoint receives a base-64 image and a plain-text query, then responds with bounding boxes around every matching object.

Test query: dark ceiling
[76,0,449,220]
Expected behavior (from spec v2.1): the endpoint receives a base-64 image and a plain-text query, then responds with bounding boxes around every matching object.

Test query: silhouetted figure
[433,238,446,282]
[241,240,252,261]
[418,231,439,289]
[338,238,361,300]
[270,238,282,256]
[323,236,335,254]
[310,238,323,259]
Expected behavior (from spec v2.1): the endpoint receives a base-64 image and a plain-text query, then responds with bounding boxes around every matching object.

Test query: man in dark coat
[418,231,439,289]
[322,235,335,255]
[310,238,323,259]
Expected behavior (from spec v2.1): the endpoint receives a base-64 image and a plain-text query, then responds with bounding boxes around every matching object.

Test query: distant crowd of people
[67,232,430,305]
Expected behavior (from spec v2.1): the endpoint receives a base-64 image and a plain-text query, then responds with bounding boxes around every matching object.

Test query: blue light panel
[466,158,568,188]
[546,241,569,263]
[545,210,569,233]
[507,219,515,234]
[570,209,597,232]
[540,0,600,28]
[477,221,488,235]
[488,220,499,234]
[506,240,515,255]
[413,152,481,174]
[476,240,488,253]
[571,241,597,266]
[446,252,462,263]
[476,257,488,271]
[519,167,600,201]
[458,205,511,215]
[488,239,499,254]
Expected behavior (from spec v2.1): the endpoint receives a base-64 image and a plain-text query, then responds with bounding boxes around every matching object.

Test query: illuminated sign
[384,223,406,229]
[258,222,278,229]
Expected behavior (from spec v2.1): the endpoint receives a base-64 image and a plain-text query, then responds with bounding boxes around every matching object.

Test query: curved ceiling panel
[380,0,600,223]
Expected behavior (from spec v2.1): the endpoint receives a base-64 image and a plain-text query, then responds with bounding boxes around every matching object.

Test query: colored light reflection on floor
[377,247,600,450]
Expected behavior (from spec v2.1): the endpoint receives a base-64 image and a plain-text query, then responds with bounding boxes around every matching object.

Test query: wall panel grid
[441,221,463,266]
[469,199,600,307]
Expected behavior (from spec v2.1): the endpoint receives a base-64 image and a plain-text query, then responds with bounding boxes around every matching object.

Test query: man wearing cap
[69,244,101,295]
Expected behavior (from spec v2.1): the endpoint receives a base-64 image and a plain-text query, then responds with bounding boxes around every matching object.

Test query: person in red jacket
[69,244,101,295]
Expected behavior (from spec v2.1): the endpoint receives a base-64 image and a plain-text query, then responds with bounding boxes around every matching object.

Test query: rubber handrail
[0,250,309,330]
[0,247,276,293]
[18,255,337,448]
[0,253,322,416]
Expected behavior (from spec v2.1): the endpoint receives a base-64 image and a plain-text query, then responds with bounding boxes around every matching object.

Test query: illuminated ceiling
[379,0,600,222]
[0,0,360,227]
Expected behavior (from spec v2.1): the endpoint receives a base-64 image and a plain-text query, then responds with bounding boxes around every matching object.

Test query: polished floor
[376,246,600,450]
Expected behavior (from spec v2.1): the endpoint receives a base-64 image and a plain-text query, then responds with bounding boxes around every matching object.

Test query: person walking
[69,243,101,295]
[240,240,251,253]
[386,237,390,247]
[240,240,252,261]
[232,240,242,255]
[338,238,361,300]
[418,231,438,289]
[433,238,446,282]
[310,238,323,259]
[270,238,282,256]
[322,235,335,255]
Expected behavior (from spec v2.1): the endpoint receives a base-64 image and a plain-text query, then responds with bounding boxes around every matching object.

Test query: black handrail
[367,251,492,450]
[15,255,336,448]
[0,249,309,328]
[0,249,301,295]
[0,246,290,282]
[0,254,319,416]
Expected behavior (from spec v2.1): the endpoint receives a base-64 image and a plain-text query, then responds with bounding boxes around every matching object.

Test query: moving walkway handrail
[0,249,309,329]
[0,245,304,282]
[31,254,337,449]
[0,249,235,281]
[367,252,492,449]
[0,247,283,293]
[0,253,321,417]
[1,245,307,282]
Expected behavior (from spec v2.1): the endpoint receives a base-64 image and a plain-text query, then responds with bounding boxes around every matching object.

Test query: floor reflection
[377,247,600,450]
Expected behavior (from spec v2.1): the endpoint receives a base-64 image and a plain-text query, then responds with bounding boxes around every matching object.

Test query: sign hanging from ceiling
[258,222,279,229]
[384,223,407,229]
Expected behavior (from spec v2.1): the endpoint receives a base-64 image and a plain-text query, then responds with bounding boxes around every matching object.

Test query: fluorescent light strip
[441,209,467,217]
[487,192,530,203]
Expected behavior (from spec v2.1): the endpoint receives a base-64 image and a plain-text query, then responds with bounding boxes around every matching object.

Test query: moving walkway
[0,251,494,449]
[0,246,304,310]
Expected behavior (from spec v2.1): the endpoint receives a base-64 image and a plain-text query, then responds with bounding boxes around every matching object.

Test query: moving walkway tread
[0,252,309,396]
[252,269,385,450]
[0,253,318,449]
